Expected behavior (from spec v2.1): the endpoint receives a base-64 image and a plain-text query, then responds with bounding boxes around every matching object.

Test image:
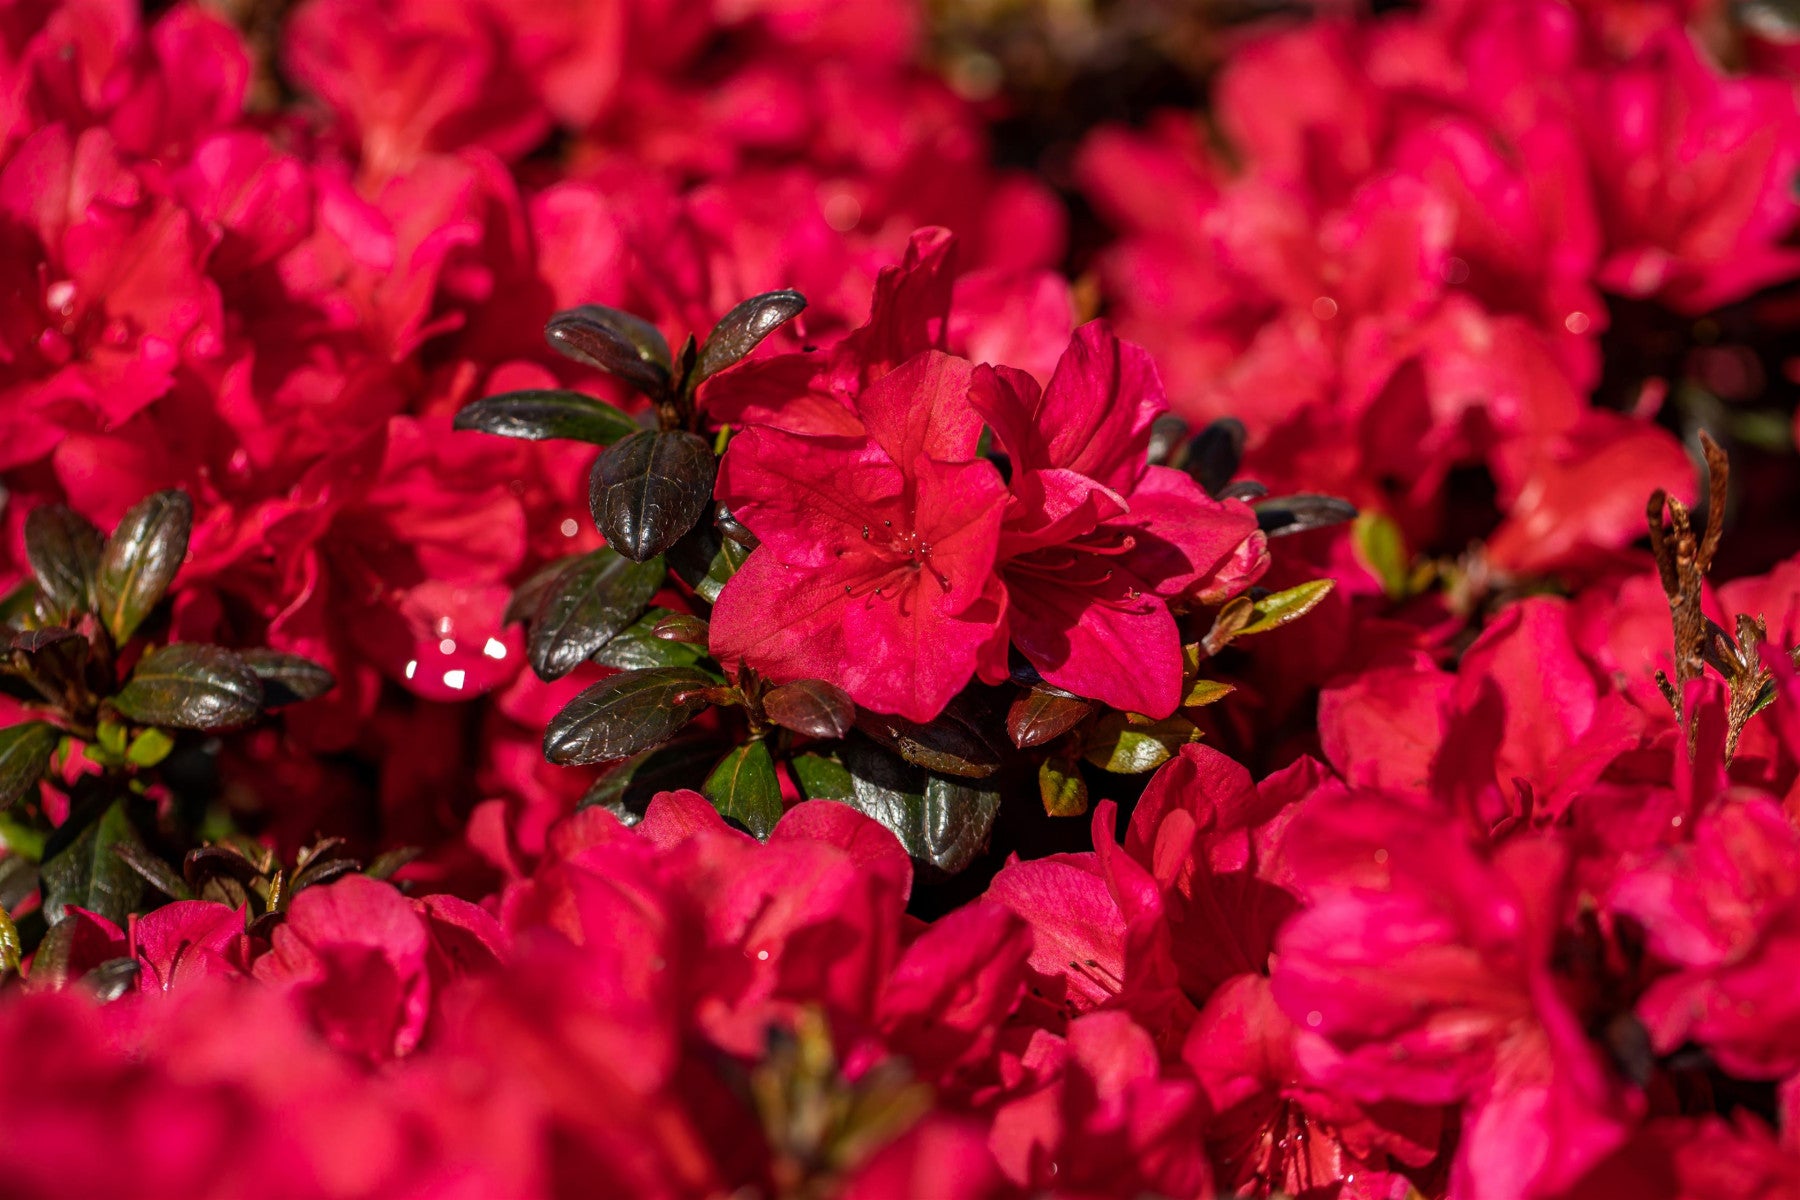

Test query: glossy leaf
[703,739,783,838]
[506,556,579,625]
[1253,493,1357,538]
[578,740,715,822]
[528,548,666,680]
[546,307,672,397]
[833,740,1000,879]
[24,504,103,619]
[1006,687,1093,749]
[95,490,193,644]
[1238,579,1336,637]
[693,290,807,387]
[764,679,855,739]
[544,667,716,765]
[0,906,18,974]
[239,649,336,707]
[856,703,1001,779]
[40,799,146,924]
[652,613,710,643]
[669,519,750,603]
[0,722,57,811]
[590,431,718,562]
[1186,418,1246,498]
[112,839,192,900]
[1039,758,1089,818]
[791,752,854,801]
[455,388,640,446]
[82,957,140,1002]
[1083,712,1201,773]
[592,608,711,670]
[113,643,263,732]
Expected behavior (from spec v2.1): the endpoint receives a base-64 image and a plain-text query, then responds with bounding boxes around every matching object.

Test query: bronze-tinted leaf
[546,307,671,398]
[702,739,783,838]
[1254,493,1357,538]
[40,799,146,924]
[528,548,666,680]
[94,490,193,644]
[24,504,103,619]
[113,643,263,732]
[590,430,717,562]
[693,290,807,387]
[505,555,580,625]
[365,846,422,880]
[856,702,1001,779]
[0,721,58,811]
[1006,687,1093,749]
[544,666,716,764]
[111,840,193,901]
[592,608,710,671]
[81,956,140,1002]
[668,517,750,603]
[764,679,855,739]
[652,612,709,644]
[10,626,79,655]
[453,389,640,445]
[239,649,335,707]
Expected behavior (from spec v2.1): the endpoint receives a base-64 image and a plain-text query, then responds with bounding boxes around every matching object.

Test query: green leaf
[94,490,193,645]
[528,548,666,680]
[544,667,717,765]
[592,608,711,671]
[763,679,855,740]
[24,504,103,620]
[1006,687,1093,749]
[1038,758,1089,817]
[693,290,807,388]
[365,846,422,880]
[832,741,1000,879]
[1353,513,1410,601]
[675,523,750,604]
[0,721,58,811]
[578,740,716,822]
[589,430,718,563]
[454,389,640,446]
[546,307,672,398]
[1237,579,1337,637]
[1181,679,1236,708]
[702,740,783,838]
[238,649,335,707]
[1082,712,1201,773]
[40,799,146,924]
[113,643,263,732]
[125,727,176,768]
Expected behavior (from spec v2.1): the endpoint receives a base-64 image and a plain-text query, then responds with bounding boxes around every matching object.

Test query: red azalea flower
[711,349,1009,722]
[973,322,1266,716]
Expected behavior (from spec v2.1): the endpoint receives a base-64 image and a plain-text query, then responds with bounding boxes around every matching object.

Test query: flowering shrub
[5,0,1800,1195]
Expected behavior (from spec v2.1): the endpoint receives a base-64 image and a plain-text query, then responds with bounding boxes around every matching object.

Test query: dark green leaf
[546,307,671,398]
[239,649,335,707]
[702,739,783,838]
[544,667,716,765]
[791,751,854,801]
[365,846,422,880]
[694,290,807,387]
[454,389,640,446]
[834,740,999,879]
[81,956,140,1002]
[40,799,146,924]
[1254,493,1357,538]
[528,548,666,680]
[112,840,192,900]
[589,431,718,563]
[578,739,715,822]
[592,608,710,670]
[0,581,39,627]
[1185,418,1246,497]
[856,702,1001,779]
[764,679,855,739]
[1006,687,1093,749]
[0,721,57,811]
[25,504,103,619]
[113,643,263,732]
[668,517,750,604]
[95,490,193,644]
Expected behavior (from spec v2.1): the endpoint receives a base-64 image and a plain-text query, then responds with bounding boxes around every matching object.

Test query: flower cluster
[4,0,1800,1195]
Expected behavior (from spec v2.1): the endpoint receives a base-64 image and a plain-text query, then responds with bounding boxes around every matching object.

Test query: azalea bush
[6,0,1800,1195]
